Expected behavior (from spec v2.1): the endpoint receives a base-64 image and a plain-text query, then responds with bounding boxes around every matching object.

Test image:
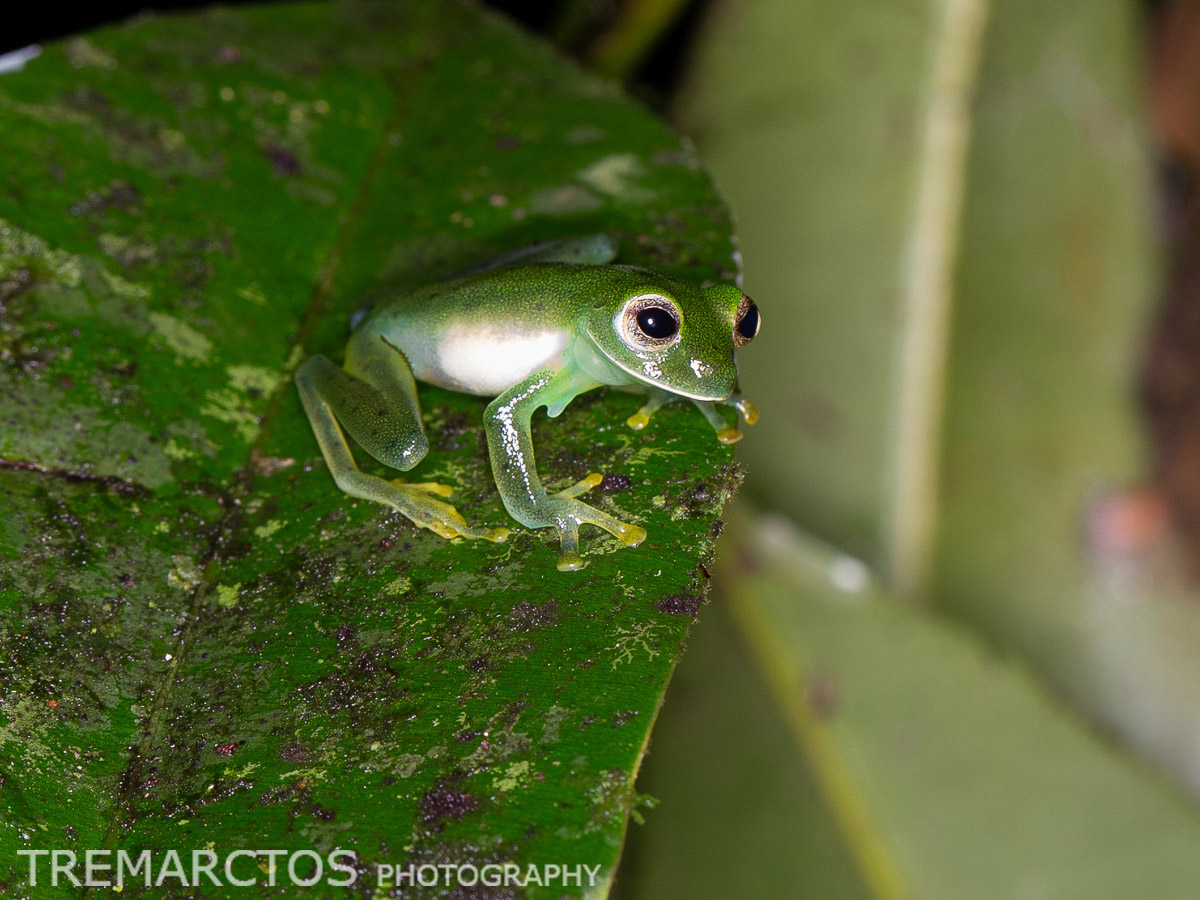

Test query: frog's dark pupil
[636,307,678,339]
[737,303,760,340]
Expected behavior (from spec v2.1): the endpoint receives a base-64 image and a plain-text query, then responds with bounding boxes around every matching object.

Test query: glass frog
[296,235,760,571]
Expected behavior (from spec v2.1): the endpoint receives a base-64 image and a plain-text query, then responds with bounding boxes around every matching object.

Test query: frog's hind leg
[295,341,508,542]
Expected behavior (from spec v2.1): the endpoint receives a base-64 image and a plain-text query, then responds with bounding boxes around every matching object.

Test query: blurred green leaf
[613,585,869,900]
[676,0,988,578]
[674,0,1200,810]
[621,507,1200,899]
[0,3,742,896]
[926,0,1200,794]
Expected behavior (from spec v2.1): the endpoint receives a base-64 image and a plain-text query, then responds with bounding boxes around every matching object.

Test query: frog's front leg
[627,387,759,444]
[296,331,509,543]
[484,368,646,571]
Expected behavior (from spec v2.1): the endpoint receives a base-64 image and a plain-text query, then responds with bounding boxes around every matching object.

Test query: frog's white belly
[405,325,569,397]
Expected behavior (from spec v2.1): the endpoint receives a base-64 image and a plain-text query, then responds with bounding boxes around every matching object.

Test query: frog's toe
[411,481,456,498]
[442,513,511,543]
[557,551,587,572]
[392,478,455,498]
[617,522,647,547]
[724,395,758,426]
[484,526,511,543]
[562,498,647,549]
[553,517,588,571]
[557,472,603,500]
[428,520,464,540]
[626,411,651,431]
[391,484,506,543]
[716,427,744,445]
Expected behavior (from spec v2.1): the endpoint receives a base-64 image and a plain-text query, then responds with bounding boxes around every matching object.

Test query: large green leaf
[0,3,741,896]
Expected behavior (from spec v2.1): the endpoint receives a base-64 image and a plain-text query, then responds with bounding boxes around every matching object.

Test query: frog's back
[359,264,615,397]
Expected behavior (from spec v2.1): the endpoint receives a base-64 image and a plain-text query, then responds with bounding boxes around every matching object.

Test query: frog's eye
[734,295,760,347]
[619,294,681,349]
[636,306,678,339]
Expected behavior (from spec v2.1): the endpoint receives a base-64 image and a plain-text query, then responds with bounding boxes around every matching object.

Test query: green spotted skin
[296,236,760,571]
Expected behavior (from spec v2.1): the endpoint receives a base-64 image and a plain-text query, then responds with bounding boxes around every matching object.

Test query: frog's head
[581,269,760,401]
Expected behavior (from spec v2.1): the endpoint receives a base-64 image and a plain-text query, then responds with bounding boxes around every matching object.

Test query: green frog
[296,235,759,571]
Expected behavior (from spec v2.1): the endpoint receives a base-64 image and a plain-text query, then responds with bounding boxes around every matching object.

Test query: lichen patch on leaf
[148,312,213,363]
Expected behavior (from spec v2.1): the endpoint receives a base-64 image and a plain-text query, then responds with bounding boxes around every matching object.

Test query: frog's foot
[554,517,586,572]
[694,394,759,444]
[626,396,668,432]
[626,410,652,431]
[388,479,510,543]
[732,396,760,426]
[629,392,759,443]
[549,474,647,571]
[716,427,743,445]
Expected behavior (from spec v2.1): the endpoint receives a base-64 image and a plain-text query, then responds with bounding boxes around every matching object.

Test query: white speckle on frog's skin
[436,327,567,395]
[690,358,712,379]
[0,45,41,75]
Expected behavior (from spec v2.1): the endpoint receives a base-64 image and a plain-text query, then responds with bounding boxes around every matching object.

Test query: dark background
[0,0,706,103]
